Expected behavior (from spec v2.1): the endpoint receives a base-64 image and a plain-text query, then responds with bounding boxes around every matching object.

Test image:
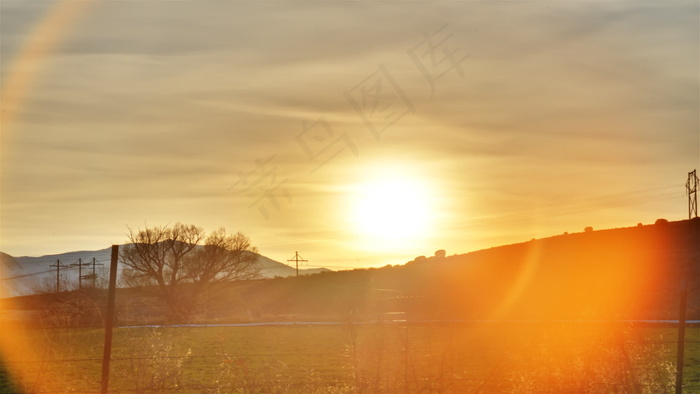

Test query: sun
[348,173,436,251]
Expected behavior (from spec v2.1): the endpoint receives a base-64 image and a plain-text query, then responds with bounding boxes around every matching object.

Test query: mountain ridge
[2,219,698,324]
[0,245,329,298]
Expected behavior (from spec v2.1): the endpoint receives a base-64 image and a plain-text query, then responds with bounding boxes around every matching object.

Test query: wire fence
[2,321,699,393]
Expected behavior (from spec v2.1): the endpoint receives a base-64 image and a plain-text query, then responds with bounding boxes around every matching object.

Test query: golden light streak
[490,240,542,320]
[1,0,93,390]
[0,0,93,146]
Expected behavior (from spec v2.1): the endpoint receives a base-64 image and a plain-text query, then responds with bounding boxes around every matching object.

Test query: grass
[2,322,699,393]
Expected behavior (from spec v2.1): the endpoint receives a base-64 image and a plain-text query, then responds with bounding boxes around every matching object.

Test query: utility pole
[71,258,92,290]
[287,251,307,277]
[92,257,97,283]
[49,259,68,293]
[83,257,103,288]
[77,258,82,290]
[676,169,698,394]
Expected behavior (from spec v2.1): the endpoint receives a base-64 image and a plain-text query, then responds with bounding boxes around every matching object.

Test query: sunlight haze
[1,0,698,269]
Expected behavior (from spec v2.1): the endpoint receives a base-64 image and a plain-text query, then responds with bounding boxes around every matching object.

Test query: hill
[0,252,20,272]
[239,219,699,322]
[0,247,328,298]
[2,219,698,325]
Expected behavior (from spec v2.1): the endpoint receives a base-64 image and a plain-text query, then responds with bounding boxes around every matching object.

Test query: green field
[2,322,699,393]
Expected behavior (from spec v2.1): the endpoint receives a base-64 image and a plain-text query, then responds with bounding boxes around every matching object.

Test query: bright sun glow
[349,173,436,251]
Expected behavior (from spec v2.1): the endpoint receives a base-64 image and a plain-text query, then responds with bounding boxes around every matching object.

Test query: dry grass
[3,322,697,393]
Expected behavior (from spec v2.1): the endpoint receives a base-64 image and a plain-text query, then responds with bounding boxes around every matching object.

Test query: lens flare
[1,0,93,389]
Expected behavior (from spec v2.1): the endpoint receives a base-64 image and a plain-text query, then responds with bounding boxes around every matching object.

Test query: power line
[0,269,54,281]
[1,256,105,284]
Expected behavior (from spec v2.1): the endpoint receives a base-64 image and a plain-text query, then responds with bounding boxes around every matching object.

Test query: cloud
[1,1,697,260]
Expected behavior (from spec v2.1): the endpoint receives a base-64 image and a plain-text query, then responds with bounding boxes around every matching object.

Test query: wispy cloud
[1,1,697,264]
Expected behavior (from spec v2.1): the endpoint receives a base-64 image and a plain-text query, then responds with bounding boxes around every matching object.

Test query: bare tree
[120,223,260,321]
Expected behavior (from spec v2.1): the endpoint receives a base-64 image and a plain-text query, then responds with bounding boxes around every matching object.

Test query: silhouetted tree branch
[121,223,259,321]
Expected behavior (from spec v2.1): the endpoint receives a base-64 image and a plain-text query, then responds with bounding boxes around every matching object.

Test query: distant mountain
[0,246,329,298]
[4,220,698,324]
[0,252,21,272]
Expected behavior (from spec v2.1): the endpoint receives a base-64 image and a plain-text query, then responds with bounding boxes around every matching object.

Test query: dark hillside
[243,219,699,322]
[4,219,698,325]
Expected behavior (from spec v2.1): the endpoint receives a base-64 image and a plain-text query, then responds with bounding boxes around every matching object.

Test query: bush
[411,256,427,264]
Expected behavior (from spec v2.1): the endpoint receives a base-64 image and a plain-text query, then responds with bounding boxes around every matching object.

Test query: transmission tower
[676,169,699,394]
[687,169,698,220]
[287,251,308,277]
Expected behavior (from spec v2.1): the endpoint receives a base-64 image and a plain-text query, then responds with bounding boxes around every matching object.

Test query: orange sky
[1,1,698,269]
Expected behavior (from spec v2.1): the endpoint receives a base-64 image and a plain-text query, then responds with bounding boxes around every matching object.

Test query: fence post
[675,278,687,394]
[101,245,119,394]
